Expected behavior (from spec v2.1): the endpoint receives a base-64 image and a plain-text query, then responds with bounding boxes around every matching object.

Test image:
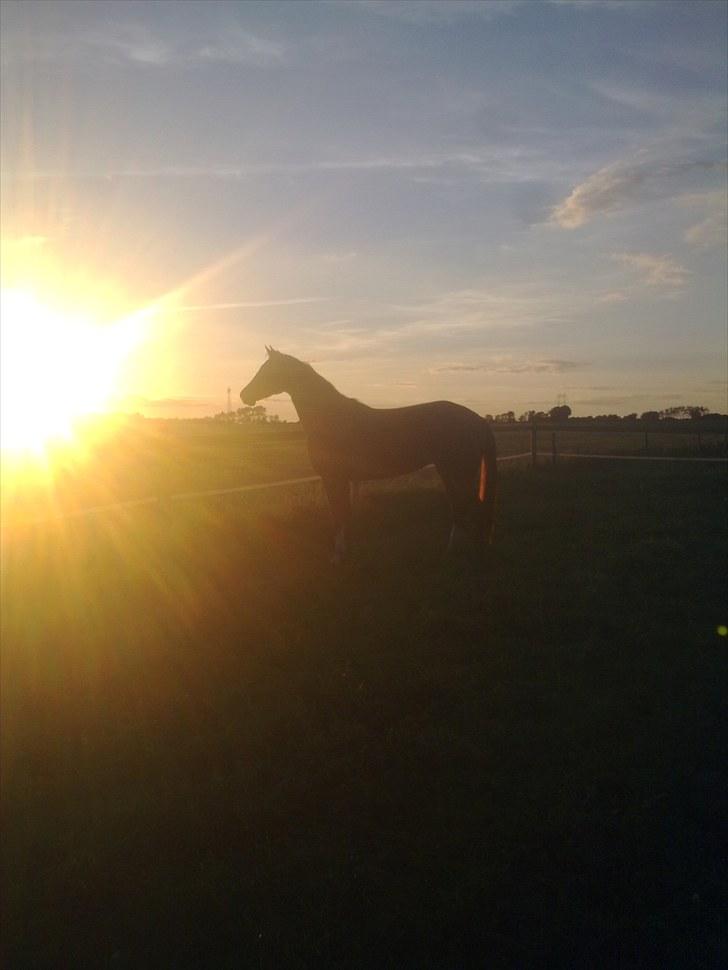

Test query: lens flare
[0,288,149,453]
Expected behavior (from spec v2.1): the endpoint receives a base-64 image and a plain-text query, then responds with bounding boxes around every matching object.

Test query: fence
[491,423,728,467]
[2,425,726,532]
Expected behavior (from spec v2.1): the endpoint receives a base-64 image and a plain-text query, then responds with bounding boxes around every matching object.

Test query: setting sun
[0,288,150,453]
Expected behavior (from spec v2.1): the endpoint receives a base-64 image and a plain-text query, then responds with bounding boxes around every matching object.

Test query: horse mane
[281,353,364,410]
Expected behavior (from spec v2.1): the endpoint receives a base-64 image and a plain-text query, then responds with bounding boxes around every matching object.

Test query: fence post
[644,430,649,454]
[551,431,557,466]
[531,421,537,467]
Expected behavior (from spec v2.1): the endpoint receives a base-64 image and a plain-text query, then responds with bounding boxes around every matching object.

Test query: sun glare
[0,288,149,454]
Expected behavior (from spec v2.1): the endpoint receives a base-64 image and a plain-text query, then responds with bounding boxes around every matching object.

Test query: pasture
[1,429,726,968]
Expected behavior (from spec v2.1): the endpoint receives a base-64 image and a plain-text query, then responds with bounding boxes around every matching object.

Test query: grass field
[2,452,726,967]
[1,419,724,529]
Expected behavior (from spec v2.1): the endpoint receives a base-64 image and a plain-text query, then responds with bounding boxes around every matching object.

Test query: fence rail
[489,423,727,467]
[537,451,727,464]
[2,437,726,533]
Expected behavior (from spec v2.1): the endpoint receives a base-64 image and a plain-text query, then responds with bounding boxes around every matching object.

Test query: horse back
[307,399,486,481]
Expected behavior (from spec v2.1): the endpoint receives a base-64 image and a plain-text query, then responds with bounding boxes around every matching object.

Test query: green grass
[2,419,723,528]
[2,460,726,968]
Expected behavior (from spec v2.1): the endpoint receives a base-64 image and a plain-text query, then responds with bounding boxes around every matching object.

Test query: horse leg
[480,420,498,545]
[322,475,352,564]
[436,460,481,555]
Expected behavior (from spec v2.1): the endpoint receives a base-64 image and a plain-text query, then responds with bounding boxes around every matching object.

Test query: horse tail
[479,419,498,544]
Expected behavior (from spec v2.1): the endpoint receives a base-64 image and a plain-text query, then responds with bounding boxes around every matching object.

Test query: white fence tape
[537,452,727,463]
[2,449,724,532]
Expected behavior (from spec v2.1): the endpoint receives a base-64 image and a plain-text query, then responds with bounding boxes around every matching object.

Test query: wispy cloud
[1,21,286,69]
[1,235,49,251]
[685,212,728,248]
[301,283,583,362]
[196,27,287,66]
[316,270,627,364]
[551,157,726,228]
[2,146,561,184]
[549,0,653,11]
[434,358,585,374]
[321,251,358,263]
[348,0,642,21]
[597,290,629,304]
[392,284,580,332]
[612,252,690,289]
[570,392,660,407]
[347,1,523,25]
[178,298,329,311]
[678,191,728,249]
[123,396,215,410]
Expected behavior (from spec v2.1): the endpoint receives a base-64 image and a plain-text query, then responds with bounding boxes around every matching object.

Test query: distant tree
[549,404,571,422]
[640,411,660,423]
[495,411,515,423]
[235,405,269,424]
[483,413,494,423]
[624,413,638,422]
[659,405,708,420]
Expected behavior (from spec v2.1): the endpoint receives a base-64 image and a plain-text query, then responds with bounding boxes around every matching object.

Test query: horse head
[240,346,296,405]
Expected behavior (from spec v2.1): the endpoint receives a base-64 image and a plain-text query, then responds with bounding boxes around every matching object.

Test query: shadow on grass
[2,463,725,968]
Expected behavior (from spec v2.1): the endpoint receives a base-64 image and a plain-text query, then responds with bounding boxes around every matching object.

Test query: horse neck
[287,365,350,430]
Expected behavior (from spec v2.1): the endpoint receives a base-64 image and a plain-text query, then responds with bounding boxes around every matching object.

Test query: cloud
[343,0,640,21]
[570,393,659,407]
[1,235,49,251]
[549,0,648,9]
[83,24,172,65]
[673,189,728,249]
[3,146,556,183]
[347,1,522,25]
[124,396,215,410]
[612,252,690,289]
[195,28,286,67]
[1,21,286,69]
[301,281,592,363]
[321,251,358,263]
[685,212,728,248]
[551,157,726,228]
[434,358,585,374]
[178,298,330,311]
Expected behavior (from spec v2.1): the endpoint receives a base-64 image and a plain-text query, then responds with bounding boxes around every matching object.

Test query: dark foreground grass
[2,462,726,968]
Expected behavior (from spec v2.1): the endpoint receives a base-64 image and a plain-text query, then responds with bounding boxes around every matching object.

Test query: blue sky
[1,0,726,418]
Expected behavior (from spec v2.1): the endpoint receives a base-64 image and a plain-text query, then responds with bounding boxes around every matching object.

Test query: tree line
[208,402,726,428]
[487,405,726,426]
[210,405,283,424]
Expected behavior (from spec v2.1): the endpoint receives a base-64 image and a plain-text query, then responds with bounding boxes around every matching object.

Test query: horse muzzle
[240,388,257,406]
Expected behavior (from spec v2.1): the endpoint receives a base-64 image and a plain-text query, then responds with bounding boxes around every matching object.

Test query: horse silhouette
[241,347,497,562]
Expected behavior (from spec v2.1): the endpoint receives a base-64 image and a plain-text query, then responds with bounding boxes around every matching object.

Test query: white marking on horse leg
[350,481,360,509]
[447,524,467,555]
[447,522,468,555]
[331,526,348,564]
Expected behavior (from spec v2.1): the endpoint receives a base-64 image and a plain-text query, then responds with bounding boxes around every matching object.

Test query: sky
[1,0,726,420]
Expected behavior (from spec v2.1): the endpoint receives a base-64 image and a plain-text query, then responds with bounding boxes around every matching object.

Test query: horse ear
[265,344,272,356]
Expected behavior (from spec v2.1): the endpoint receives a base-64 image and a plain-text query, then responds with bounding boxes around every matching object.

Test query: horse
[240,347,497,562]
